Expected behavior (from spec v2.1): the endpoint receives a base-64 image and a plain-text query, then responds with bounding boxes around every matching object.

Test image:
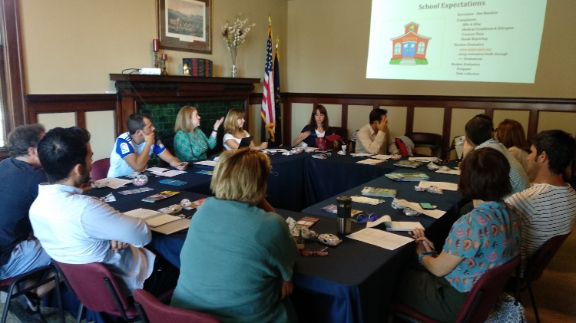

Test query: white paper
[152,218,191,235]
[154,170,187,177]
[124,208,161,220]
[145,214,181,227]
[366,215,424,231]
[93,178,131,189]
[409,156,440,163]
[347,228,413,250]
[417,181,458,191]
[350,153,373,157]
[147,167,169,173]
[436,168,461,175]
[371,154,393,160]
[265,149,290,154]
[194,160,218,167]
[394,199,446,219]
[357,158,385,165]
[351,195,384,205]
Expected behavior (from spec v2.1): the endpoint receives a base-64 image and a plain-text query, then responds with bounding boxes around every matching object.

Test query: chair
[394,257,520,323]
[133,289,219,323]
[54,261,139,323]
[515,233,571,323]
[408,132,443,158]
[0,264,64,323]
[91,158,110,181]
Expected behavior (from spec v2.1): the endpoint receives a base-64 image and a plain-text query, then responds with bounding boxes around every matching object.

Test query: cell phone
[419,202,436,210]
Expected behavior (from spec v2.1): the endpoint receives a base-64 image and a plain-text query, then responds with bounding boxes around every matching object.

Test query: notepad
[347,228,413,250]
[124,208,186,230]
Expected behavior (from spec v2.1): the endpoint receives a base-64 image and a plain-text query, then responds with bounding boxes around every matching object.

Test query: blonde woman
[171,149,298,322]
[173,106,223,162]
[223,108,268,150]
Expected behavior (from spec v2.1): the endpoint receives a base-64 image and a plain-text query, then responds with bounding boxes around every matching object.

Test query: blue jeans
[0,239,51,280]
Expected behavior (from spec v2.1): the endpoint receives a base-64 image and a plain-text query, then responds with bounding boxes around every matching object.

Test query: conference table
[88,158,462,323]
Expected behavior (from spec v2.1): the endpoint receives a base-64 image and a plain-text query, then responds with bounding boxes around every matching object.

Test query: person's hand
[280,281,293,300]
[212,117,224,131]
[377,118,388,133]
[110,240,129,252]
[144,131,155,145]
[173,161,188,170]
[260,142,268,150]
[410,228,426,239]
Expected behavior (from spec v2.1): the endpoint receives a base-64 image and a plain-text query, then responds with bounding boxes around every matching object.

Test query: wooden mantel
[110,74,260,134]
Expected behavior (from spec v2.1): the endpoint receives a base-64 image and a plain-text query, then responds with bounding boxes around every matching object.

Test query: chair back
[54,261,138,320]
[91,158,110,180]
[457,256,521,323]
[408,132,443,157]
[525,233,570,282]
[133,289,219,323]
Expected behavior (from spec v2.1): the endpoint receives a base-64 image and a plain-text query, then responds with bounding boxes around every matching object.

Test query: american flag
[261,18,275,141]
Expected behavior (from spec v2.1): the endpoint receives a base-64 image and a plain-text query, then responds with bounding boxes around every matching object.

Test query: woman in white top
[223,109,268,150]
[495,119,529,173]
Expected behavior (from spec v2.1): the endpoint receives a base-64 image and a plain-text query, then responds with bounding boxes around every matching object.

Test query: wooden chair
[394,257,520,323]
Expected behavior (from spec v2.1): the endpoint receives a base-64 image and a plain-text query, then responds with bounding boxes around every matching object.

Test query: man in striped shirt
[506,130,576,261]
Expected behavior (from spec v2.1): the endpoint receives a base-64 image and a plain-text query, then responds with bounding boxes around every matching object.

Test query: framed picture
[157,0,212,53]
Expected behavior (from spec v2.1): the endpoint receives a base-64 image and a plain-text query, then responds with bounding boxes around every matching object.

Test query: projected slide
[366,0,547,83]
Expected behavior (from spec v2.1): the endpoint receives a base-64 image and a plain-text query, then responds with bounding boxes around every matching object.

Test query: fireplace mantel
[110,74,260,134]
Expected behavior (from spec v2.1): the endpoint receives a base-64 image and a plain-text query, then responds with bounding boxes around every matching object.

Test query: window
[394,43,401,55]
[417,42,425,55]
[0,0,26,151]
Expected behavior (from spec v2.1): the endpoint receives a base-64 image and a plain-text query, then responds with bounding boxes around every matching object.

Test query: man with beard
[30,127,155,291]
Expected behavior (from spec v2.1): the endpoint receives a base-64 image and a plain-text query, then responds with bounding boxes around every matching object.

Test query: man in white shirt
[463,114,529,194]
[355,108,399,155]
[108,113,186,178]
[506,130,576,262]
[30,127,155,290]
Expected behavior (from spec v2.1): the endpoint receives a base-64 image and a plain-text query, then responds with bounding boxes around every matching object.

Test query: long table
[90,160,461,323]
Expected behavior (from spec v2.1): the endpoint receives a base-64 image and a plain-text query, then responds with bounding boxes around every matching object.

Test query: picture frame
[157,0,212,53]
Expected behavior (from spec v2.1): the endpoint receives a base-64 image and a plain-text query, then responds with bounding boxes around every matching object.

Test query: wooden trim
[341,104,348,129]
[1,0,26,131]
[26,94,116,128]
[405,106,414,135]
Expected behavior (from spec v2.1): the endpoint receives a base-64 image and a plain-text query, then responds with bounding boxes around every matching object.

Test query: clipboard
[239,136,252,148]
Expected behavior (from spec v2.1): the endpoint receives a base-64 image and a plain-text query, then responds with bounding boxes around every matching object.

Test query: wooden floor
[522,232,576,322]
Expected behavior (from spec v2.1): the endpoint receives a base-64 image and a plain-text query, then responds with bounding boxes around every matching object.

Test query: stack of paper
[194,160,218,167]
[361,186,397,198]
[351,196,384,205]
[366,215,424,231]
[385,172,430,182]
[409,156,441,163]
[417,181,458,191]
[123,208,190,234]
[393,199,446,219]
[357,159,385,165]
[92,178,131,189]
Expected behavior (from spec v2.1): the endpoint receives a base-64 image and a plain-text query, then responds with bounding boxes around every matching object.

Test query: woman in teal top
[171,149,298,323]
[396,148,521,322]
[173,106,223,162]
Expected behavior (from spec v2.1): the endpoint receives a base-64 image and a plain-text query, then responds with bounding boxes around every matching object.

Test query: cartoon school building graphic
[390,22,430,65]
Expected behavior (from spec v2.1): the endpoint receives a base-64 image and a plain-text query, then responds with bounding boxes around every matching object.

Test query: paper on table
[194,160,218,167]
[351,196,385,205]
[436,168,461,175]
[93,178,131,189]
[409,156,440,163]
[371,154,393,160]
[147,167,169,173]
[418,181,458,191]
[350,153,373,157]
[347,228,413,250]
[394,199,446,219]
[123,208,160,219]
[367,215,424,231]
[155,170,187,177]
[145,214,181,227]
[152,218,191,235]
[357,159,385,165]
